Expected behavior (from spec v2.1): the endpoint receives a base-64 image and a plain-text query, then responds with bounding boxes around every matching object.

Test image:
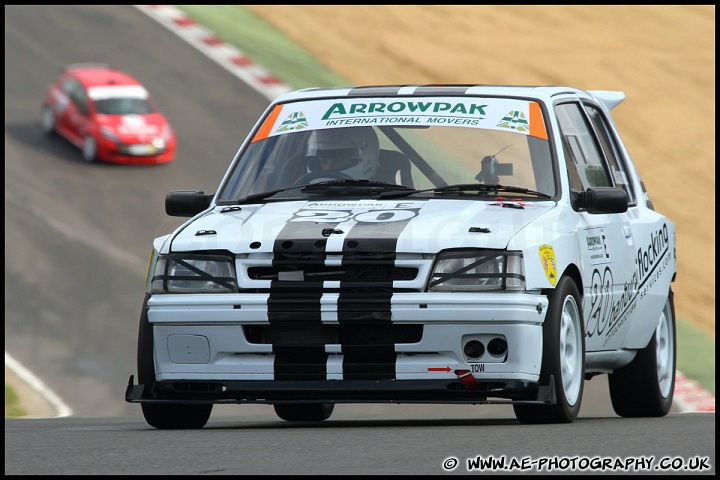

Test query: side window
[74,87,89,116]
[65,79,89,116]
[584,104,637,205]
[61,78,75,96]
[562,137,584,193]
[554,102,611,190]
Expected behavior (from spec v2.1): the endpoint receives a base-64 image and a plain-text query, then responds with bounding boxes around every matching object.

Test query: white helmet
[306,127,380,179]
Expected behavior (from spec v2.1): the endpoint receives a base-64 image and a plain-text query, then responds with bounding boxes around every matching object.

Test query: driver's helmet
[305,127,380,179]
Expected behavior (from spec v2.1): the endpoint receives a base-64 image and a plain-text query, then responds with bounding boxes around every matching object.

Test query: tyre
[136,297,213,429]
[82,135,97,162]
[41,106,56,134]
[608,289,676,417]
[514,276,585,424]
[141,402,213,430]
[273,403,335,422]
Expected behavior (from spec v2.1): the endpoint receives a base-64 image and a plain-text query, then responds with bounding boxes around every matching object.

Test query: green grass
[175,6,349,90]
[5,384,26,418]
[676,316,715,394]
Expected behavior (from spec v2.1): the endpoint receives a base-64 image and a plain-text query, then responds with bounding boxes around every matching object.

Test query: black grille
[243,324,423,346]
[247,251,418,283]
[248,265,417,282]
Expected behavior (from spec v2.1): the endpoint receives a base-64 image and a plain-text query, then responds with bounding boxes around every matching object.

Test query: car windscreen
[94,97,155,115]
[217,95,557,202]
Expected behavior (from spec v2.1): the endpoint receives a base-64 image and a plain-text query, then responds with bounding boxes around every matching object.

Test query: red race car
[41,63,175,164]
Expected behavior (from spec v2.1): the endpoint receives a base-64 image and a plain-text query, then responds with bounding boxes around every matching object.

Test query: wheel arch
[542,263,583,298]
[561,263,583,296]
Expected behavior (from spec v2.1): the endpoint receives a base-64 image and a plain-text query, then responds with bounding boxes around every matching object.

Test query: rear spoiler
[588,90,625,111]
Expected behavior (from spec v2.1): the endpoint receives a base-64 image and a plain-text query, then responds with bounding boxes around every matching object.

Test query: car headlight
[428,249,525,292]
[151,137,166,149]
[151,254,237,293]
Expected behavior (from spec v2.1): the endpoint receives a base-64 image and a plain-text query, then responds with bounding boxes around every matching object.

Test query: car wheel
[514,276,585,424]
[141,402,213,430]
[41,107,56,134]
[82,135,97,162]
[273,403,335,421]
[608,290,676,417]
[136,298,213,429]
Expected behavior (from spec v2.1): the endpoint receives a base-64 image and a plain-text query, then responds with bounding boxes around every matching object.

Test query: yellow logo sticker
[539,245,557,286]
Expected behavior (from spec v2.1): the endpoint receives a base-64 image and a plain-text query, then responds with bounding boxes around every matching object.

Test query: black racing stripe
[347,86,405,96]
[411,85,475,96]
[269,213,342,380]
[338,208,420,380]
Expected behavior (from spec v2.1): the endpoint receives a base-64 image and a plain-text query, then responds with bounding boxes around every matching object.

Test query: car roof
[62,63,142,89]
[272,84,626,111]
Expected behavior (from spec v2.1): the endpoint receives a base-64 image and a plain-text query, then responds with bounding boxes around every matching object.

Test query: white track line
[5,351,72,418]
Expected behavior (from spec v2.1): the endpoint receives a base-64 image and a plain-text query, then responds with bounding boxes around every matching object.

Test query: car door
[554,101,637,353]
[62,78,92,145]
[583,103,675,350]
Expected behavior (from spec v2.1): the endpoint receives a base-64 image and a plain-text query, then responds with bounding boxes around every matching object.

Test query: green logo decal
[322,101,487,120]
[497,110,529,132]
[277,112,309,132]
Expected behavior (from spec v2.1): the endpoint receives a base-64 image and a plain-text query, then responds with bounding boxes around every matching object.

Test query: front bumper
[125,376,558,405]
[129,291,550,405]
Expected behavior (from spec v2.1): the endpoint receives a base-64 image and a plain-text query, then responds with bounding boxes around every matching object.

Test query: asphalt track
[4,5,715,475]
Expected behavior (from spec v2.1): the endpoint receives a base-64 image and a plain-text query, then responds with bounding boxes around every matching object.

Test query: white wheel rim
[560,295,583,405]
[42,108,54,132]
[655,299,674,397]
[83,137,96,161]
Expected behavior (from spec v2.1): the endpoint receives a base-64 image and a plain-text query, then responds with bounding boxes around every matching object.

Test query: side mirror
[165,190,214,217]
[573,187,629,214]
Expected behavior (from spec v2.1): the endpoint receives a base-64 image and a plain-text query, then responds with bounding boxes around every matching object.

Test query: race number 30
[290,209,418,223]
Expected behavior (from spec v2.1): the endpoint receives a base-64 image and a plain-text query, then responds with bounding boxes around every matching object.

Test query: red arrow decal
[428,366,451,373]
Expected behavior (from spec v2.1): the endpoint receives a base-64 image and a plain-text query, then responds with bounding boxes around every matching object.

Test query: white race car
[126,85,677,429]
